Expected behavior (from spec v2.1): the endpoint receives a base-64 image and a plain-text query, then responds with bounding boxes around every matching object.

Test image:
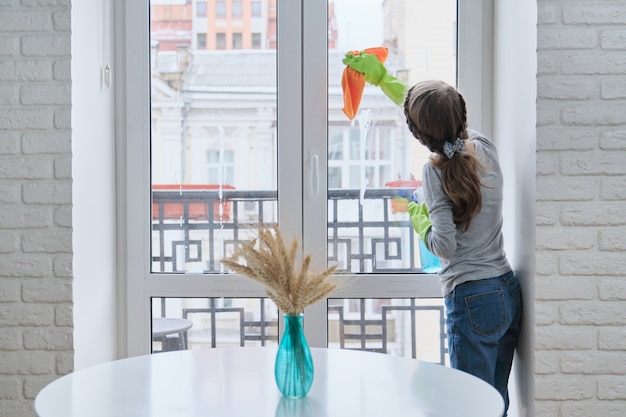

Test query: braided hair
[403,80,482,230]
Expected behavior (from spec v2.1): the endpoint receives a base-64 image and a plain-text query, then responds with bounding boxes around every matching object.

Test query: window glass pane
[348,128,360,160]
[365,166,375,186]
[207,150,234,183]
[252,33,261,49]
[215,1,225,18]
[197,1,206,18]
[251,1,262,17]
[328,167,342,188]
[150,0,278,274]
[216,32,226,49]
[152,297,279,352]
[328,128,343,160]
[197,33,206,49]
[232,1,242,18]
[328,0,457,273]
[327,298,449,365]
[348,165,360,189]
[379,165,391,187]
[232,32,242,49]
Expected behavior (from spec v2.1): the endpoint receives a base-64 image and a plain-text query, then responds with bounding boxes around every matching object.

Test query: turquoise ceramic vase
[274,314,314,398]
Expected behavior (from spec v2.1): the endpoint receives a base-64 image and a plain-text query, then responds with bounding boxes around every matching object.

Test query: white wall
[0,1,75,413]
[494,1,537,416]
[534,2,626,415]
[71,0,118,370]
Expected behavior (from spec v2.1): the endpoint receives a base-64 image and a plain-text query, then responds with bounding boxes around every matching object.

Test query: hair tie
[442,138,465,159]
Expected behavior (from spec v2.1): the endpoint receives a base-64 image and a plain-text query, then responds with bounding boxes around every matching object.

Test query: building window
[197,33,206,49]
[196,1,206,18]
[207,150,234,184]
[215,1,226,18]
[232,1,242,18]
[251,33,261,49]
[329,128,343,160]
[329,126,393,189]
[216,32,226,49]
[232,32,242,49]
[328,167,342,189]
[251,1,262,17]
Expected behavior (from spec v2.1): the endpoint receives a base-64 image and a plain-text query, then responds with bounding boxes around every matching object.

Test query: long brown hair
[403,80,482,229]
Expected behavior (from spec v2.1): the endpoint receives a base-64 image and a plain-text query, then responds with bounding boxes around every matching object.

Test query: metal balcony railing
[151,188,420,273]
[153,296,447,364]
[151,189,447,363]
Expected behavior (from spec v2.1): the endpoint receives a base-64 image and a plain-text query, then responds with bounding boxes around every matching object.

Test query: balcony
[151,188,447,364]
[152,187,425,273]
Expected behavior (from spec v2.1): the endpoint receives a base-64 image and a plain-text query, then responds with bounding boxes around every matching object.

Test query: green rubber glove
[342,52,408,106]
[408,202,433,249]
[343,52,386,85]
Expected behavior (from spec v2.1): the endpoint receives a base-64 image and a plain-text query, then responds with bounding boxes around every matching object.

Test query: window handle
[310,149,319,195]
[103,64,112,88]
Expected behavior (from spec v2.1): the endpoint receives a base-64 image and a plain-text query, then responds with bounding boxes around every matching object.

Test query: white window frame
[115,0,493,357]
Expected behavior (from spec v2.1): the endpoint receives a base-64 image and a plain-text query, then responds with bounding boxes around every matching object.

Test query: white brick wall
[536,1,626,416]
[0,0,72,415]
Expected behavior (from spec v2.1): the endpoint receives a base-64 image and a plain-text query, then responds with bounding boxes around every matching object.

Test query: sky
[333,0,384,51]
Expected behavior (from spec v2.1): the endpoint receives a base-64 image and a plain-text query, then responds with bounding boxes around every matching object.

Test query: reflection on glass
[328,298,449,365]
[328,0,456,273]
[151,297,279,352]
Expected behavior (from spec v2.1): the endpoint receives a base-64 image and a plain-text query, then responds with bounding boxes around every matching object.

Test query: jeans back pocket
[464,290,506,336]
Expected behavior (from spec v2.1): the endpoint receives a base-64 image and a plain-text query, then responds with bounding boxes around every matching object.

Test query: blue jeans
[444,271,522,416]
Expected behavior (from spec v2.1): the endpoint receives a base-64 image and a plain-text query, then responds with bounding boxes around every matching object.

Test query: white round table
[35,348,504,417]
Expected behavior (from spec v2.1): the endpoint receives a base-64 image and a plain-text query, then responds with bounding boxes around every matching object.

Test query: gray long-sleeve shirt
[422,132,511,296]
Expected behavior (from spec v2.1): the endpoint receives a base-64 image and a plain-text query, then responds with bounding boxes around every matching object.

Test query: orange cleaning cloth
[341,47,389,120]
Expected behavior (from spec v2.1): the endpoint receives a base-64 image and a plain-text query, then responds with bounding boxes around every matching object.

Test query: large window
[122,0,493,357]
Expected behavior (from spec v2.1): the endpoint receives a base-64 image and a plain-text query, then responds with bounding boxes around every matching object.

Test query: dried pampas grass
[221,226,337,316]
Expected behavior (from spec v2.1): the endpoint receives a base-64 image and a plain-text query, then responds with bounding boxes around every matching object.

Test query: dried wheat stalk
[221,226,337,316]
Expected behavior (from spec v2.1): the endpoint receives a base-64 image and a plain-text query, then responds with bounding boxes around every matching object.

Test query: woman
[404,80,522,416]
